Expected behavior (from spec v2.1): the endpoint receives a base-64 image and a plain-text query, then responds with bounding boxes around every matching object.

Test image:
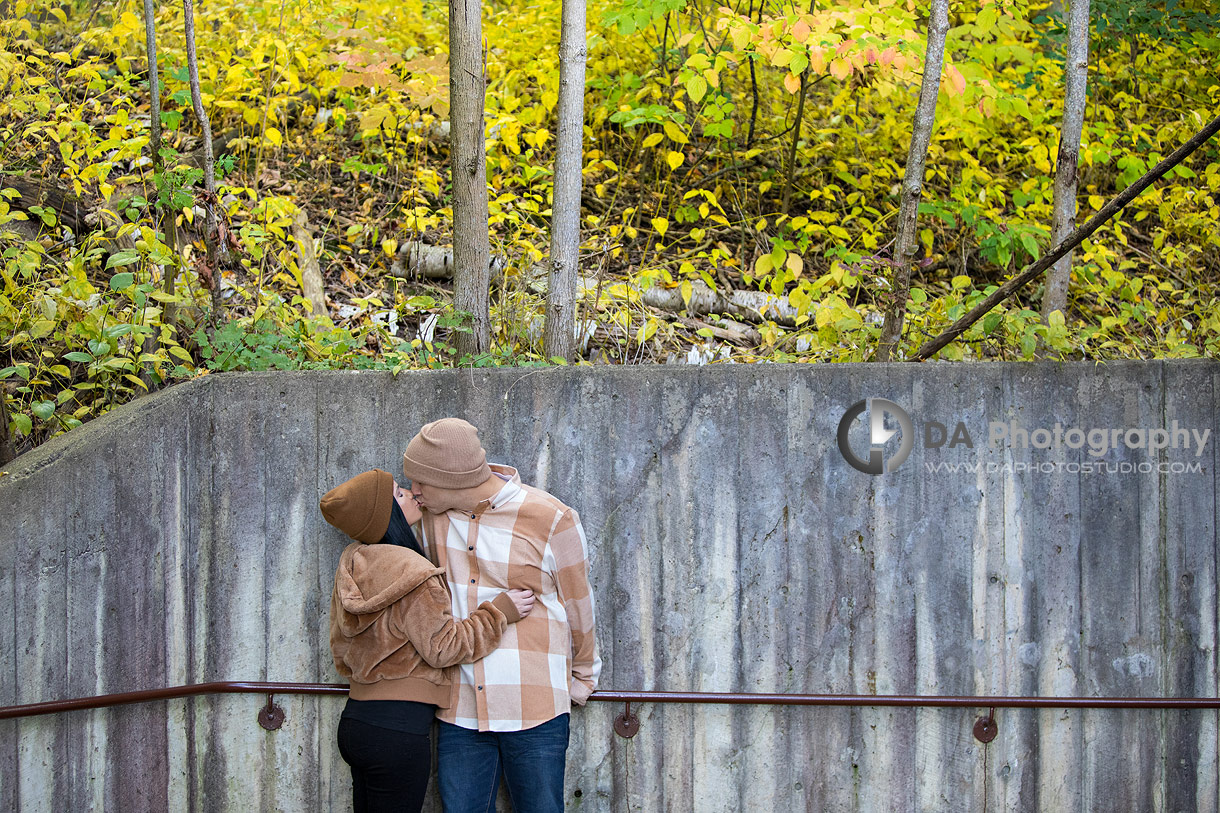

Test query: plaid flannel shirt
[420,465,601,732]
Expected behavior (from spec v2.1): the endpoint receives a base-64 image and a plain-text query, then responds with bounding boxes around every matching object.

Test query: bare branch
[912,112,1220,362]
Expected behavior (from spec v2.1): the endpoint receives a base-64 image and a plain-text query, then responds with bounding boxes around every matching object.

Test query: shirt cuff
[490,591,521,624]
[569,677,593,705]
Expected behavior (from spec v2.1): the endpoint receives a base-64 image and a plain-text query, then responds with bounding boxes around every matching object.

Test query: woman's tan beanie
[402,418,492,489]
[319,469,394,543]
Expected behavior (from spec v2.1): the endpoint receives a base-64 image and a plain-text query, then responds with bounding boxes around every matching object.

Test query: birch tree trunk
[543,0,587,362]
[449,0,492,357]
[873,0,949,362]
[1040,0,1090,321]
[182,0,222,324]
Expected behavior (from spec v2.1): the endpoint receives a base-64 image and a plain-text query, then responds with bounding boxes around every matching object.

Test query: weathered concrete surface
[0,362,1216,812]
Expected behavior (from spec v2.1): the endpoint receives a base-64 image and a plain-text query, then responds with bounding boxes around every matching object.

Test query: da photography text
[837,398,1211,476]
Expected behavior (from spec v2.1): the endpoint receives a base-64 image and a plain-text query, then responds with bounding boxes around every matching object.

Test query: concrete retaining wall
[1,362,1217,811]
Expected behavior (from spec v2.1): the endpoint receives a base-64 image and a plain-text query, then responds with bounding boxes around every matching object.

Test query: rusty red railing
[2,682,1218,742]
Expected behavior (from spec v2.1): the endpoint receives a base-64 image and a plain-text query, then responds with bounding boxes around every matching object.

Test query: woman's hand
[506,589,535,618]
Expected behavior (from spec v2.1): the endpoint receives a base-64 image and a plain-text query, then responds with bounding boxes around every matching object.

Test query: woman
[321,468,534,813]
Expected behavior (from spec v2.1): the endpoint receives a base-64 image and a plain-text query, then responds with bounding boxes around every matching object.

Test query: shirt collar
[472,464,522,515]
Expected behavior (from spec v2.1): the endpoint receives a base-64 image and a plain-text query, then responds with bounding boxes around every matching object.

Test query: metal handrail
[592,691,1220,739]
[3,682,1218,741]
[0,681,346,721]
[5,682,1220,719]
[590,690,1220,709]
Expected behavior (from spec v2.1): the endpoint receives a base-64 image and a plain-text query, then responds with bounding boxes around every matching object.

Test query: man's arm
[549,507,601,704]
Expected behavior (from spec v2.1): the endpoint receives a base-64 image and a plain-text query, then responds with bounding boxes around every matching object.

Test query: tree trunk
[1039,0,1090,321]
[449,0,492,358]
[873,0,949,361]
[143,0,162,188]
[543,0,587,362]
[0,385,14,465]
[143,0,170,266]
[182,0,222,325]
[140,0,165,391]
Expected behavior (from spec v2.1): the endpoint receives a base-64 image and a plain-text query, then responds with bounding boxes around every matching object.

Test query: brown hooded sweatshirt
[330,541,520,706]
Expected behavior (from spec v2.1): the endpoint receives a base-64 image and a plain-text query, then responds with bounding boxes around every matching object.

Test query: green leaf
[12,413,32,436]
[686,75,708,103]
[31,400,55,420]
[107,251,140,271]
[64,352,93,363]
[1020,233,1040,258]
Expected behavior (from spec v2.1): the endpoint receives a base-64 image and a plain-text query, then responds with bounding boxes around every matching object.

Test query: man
[402,417,600,812]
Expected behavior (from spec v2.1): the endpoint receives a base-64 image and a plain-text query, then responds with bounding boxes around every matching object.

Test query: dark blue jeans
[436,714,570,813]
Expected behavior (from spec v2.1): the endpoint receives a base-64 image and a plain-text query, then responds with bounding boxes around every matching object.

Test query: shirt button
[468,546,474,551]
[470,579,476,584]
[477,686,483,691]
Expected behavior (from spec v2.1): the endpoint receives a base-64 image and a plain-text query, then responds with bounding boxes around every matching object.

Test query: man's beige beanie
[319,469,393,543]
[402,418,492,489]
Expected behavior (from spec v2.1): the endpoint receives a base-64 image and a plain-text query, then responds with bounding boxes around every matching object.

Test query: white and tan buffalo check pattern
[420,465,601,732]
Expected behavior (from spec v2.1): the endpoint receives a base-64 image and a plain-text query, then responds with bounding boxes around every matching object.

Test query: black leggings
[337,717,432,813]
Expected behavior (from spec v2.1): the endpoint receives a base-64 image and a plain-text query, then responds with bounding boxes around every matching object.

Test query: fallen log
[387,240,798,328]
[641,280,801,326]
[4,177,93,236]
[388,240,496,279]
[673,314,762,347]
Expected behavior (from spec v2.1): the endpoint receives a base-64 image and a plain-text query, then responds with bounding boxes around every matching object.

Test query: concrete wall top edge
[2,360,1213,487]
[0,374,214,489]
